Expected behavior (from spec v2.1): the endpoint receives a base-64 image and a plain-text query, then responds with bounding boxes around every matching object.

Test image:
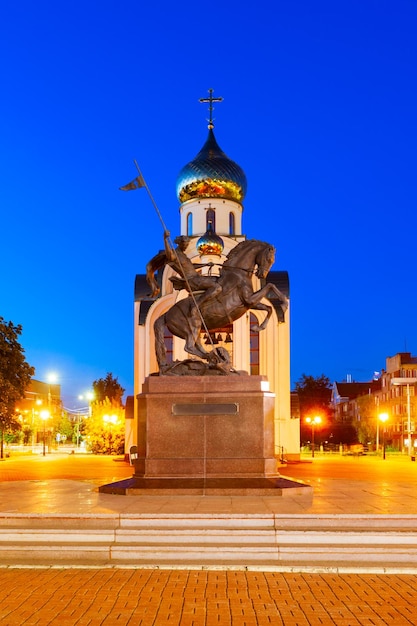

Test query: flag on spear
[119,175,145,191]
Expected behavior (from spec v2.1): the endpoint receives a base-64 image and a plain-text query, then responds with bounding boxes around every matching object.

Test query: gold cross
[199,88,223,129]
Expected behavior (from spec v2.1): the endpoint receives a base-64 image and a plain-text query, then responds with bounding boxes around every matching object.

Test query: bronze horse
[154,239,288,371]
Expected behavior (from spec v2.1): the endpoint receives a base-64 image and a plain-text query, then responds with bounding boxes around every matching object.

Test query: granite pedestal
[101,375,309,496]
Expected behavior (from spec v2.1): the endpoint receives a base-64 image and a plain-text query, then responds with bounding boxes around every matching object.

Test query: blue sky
[1,1,416,406]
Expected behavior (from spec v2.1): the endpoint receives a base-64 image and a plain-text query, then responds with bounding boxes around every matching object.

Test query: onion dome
[196,222,224,256]
[176,129,247,203]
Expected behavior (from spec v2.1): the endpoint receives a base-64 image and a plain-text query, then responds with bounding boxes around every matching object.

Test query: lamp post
[40,410,50,456]
[46,372,58,410]
[379,412,389,460]
[305,416,322,458]
[391,378,417,457]
[103,414,118,454]
[77,392,94,449]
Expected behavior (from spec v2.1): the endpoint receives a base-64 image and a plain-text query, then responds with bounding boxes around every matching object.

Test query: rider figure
[164,231,222,313]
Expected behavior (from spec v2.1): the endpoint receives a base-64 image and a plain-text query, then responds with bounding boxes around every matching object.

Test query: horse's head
[255,244,276,279]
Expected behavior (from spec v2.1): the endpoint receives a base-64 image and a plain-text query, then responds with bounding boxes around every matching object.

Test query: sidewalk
[1,568,417,626]
[2,454,417,625]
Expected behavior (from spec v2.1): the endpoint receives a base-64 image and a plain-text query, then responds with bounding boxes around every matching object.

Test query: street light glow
[379,413,389,424]
[46,372,58,384]
[305,415,322,457]
[103,414,118,425]
[306,416,322,426]
[378,412,389,460]
[79,391,94,401]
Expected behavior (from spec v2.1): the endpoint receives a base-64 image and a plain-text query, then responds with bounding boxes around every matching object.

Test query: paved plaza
[1,451,417,515]
[1,452,417,625]
[1,568,417,625]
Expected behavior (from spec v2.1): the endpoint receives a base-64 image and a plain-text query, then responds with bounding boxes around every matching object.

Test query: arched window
[250,313,260,375]
[187,212,193,236]
[229,212,235,235]
[206,208,215,231]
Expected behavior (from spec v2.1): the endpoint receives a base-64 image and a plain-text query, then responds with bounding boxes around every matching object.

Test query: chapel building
[127,98,300,461]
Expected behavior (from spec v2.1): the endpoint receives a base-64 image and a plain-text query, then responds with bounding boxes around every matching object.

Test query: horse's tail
[154,314,167,369]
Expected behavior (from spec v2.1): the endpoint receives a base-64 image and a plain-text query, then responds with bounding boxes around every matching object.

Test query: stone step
[1,513,417,571]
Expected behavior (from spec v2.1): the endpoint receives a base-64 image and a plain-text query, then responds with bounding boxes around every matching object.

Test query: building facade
[14,379,62,447]
[332,353,417,452]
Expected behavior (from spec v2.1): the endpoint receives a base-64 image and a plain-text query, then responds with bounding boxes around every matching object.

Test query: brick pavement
[1,569,417,625]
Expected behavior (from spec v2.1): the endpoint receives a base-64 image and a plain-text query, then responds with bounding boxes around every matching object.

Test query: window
[229,212,235,235]
[206,208,215,231]
[187,212,192,236]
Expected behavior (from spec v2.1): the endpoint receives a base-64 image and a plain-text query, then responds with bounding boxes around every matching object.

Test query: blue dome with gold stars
[176,129,247,204]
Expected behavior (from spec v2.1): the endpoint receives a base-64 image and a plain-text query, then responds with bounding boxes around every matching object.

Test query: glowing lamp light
[40,410,50,457]
[103,414,118,425]
[305,415,322,458]
[378,412,389,460]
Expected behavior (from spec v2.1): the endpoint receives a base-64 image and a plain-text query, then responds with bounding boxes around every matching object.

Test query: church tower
[129,91,300,461]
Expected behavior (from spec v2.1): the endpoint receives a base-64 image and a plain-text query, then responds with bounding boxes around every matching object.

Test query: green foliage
[294,373,332,419]
[22,426,32,445]
[92,373,125,405]
[56,413,76,444]
[0,317,35,458]
[355,394,381,445]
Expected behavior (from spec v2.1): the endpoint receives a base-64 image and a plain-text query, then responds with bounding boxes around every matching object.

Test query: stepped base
[2,512,417,571]
[98,476,312,496]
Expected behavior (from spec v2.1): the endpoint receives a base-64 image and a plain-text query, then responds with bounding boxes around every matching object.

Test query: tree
[294,374,332,418]
[92,373,125,404]
[85,373,125,455]
[0,317,35,458]
[294,374,332,446]
[355,394,389,447]
[84,398,125,454]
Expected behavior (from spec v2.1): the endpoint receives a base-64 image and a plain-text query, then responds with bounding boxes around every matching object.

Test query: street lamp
[76,392,95,448]
[379,412,389,460]
[305,415,322,458]
[103,414,118,454]
[391,377,417,458]
[46,372,58,409]
[40,410,50,456]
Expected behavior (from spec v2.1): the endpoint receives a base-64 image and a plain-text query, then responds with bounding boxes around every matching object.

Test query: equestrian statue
[148,233,288,375]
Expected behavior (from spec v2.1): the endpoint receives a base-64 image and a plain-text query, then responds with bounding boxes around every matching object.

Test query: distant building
[332,380,381,425]
[14,379,62,446]
[331,353,417,452]
[378,353,417,452]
